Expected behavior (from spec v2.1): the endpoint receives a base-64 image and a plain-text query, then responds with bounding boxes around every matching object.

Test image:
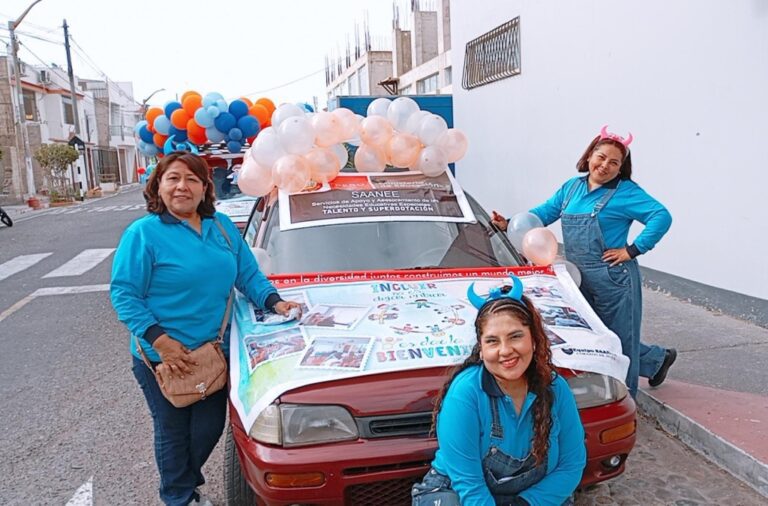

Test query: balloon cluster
[237,96,469,197]
[134,92,277,157]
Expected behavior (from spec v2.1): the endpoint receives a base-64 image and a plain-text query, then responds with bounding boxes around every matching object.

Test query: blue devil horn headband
[163,135,199,156]
[467,275,524,310]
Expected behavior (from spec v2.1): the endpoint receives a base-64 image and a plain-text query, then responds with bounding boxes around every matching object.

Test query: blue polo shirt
[432,365,585,506]
[111,211,278,362]
[530,176,672,257]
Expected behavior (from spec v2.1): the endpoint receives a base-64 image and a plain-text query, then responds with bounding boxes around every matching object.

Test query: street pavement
[0,187,766,505]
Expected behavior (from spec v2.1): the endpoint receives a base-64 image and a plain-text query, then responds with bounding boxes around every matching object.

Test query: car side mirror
[255,197,266,213]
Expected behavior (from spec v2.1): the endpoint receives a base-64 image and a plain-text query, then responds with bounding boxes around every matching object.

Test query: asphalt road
[0,189,763,505]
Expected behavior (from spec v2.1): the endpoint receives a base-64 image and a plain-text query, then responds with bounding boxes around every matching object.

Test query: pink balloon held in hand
[521,227,559,266]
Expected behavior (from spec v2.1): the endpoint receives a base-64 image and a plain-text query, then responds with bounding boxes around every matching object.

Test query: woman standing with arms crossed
[111,151,300,506]
[492,126,675,398]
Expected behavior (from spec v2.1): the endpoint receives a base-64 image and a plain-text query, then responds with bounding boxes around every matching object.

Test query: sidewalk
[1,183,141,222]
[638,287,768,497]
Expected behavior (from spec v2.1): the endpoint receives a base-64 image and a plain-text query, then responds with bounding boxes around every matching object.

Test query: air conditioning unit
[39,69,51,84]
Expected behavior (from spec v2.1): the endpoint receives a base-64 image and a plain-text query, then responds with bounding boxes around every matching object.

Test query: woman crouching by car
[412,276,586,506]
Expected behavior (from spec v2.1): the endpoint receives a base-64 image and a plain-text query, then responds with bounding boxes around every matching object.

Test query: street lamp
[8,0,44,199]
[140,88,165,117]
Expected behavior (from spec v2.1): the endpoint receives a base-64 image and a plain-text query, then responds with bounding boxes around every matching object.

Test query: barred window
[462,17,521,90]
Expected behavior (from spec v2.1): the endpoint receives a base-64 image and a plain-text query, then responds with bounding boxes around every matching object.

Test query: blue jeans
[132,357,227,506]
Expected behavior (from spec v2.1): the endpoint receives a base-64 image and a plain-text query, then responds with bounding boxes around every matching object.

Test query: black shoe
[648,348,677,387]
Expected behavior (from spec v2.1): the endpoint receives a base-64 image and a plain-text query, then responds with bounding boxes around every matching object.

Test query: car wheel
[224,425,258,506]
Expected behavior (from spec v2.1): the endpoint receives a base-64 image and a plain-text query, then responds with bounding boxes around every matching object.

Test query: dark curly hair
[144,151,216,216]
[576,135,633,180]
[432,296,555,465]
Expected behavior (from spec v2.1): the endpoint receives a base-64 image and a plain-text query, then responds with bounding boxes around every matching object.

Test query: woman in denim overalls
[412,277,586,505]
[492,127,676,397]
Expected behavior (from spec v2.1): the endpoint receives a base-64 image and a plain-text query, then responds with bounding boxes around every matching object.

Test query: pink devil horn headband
[599,125,633,149]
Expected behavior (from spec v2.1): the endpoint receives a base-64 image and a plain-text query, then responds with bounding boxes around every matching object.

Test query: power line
[67,34,140,106]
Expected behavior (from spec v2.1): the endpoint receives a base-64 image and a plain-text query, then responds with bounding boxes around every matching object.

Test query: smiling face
[587,143,624,186]
[479,312,534,393]
[158,160,206,219]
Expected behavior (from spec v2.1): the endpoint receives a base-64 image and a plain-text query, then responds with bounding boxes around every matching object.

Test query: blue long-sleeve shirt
[530,176,672,256]
[432,365,586,506]
[111,211,278,362]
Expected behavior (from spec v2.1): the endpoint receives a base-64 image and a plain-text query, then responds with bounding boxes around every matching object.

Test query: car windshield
[211,166,243,201]
[251,195,523,273]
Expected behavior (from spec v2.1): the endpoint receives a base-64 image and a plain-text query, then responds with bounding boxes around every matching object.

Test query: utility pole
[7,0,44,198]
[62,19,81,135]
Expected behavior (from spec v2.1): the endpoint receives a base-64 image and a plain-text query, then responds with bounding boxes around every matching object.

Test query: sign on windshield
[278,171,476,231]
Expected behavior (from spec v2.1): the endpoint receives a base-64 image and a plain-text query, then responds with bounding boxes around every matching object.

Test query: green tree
[34,144,80,201]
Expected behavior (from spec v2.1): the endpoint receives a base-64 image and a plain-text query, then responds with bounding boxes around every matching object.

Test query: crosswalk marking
[48,204,145,215]
[0,253,53,282]
[42,248,115,278]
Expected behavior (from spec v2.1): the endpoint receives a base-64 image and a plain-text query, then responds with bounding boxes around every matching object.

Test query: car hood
[279,366,450,416]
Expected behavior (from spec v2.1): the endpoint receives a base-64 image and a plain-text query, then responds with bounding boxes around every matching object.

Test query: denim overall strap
[560,177,586,215]
[591,180,620,218]
[489,396,504,439]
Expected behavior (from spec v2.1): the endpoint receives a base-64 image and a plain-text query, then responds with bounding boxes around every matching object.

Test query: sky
[0,0,403,110]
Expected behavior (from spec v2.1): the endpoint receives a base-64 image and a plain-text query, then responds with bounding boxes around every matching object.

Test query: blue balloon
[168,126,188,142]
[214,112,237,133]
[229,99,249,119]
[215,99,228,113]
[138,125,154,143]
[138,140,148,150]
[228,128,243,141]
[164,101,182,118]
[145,144,159,156]
[227,140,243,153]
[298,102,314,113]
[134,120,148,135]
[206,127,226,143]
[237,115,260,138]
[194,108,215,128]
[207,105,221,118]
[154,115,171,135]
[203,92,225,108]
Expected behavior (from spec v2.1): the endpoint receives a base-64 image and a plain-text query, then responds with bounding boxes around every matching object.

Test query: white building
[450,0,767,317]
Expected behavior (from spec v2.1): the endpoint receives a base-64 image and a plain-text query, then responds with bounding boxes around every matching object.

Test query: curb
[637,388,768,498]
[10,185,143,223]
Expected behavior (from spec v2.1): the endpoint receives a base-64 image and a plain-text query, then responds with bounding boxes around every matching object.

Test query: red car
[225,180,635,505]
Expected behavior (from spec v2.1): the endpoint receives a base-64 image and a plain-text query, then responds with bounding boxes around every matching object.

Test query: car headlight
[566,372,628,409]
[249,403,359,447]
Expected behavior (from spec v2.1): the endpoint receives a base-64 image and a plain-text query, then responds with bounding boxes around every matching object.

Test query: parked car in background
[225,174,636,505]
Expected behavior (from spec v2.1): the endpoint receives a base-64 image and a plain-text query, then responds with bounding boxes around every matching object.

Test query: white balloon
[387,97,420,132]
[271,103,305,130]
[404,111,430,135]
[416,146,449,177]
[330,143,349,170]
[278,116,315,155]
[250,127,286,169]
[506,212,545,251]
[366,97,392,118]
[418,114,448,146]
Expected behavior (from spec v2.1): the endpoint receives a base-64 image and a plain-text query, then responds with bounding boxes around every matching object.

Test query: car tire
[224,425,258,506]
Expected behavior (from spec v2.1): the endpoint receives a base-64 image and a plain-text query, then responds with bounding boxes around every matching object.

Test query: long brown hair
[576,135,633,180]
[144,152,216,216]
[432,296,555,465]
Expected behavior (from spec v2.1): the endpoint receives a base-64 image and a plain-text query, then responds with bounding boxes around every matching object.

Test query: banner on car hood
[229,265,630,434]
[278,171,476,231]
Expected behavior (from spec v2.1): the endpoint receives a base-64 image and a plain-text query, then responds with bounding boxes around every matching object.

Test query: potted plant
[33,144,80,206]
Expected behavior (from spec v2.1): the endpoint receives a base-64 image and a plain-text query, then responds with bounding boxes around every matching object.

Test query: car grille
[356,412,433,438]
[345,476,420,506]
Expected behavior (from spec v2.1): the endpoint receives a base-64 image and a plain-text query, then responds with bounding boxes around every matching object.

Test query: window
[444,67,452,87]
[400,84,412,95]
[62,95,75,125]
[462,17,521,90]
[350,71,359,95]
[416,73,439,94]
[23,90,38,121]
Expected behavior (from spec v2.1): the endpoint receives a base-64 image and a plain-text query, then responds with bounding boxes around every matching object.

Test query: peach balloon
[332,108,360,141]
[272,154,312,193]
[311,111,342,147]
[416,146,448,177]
[354,143,387,172]
[360,116,393,148]
[305,147,340,184]
[521,228,559,266]
[238,157,274,197]
[435,128,469,163]
[387,133,422,168]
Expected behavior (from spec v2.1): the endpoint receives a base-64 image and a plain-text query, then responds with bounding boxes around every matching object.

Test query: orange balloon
[171,109,190,130]
[188,130,207,145]
[145,107,164,127]
[249,104,270,126]
[239,97,253,108]
[186,119,206,144]
[153,133,169,148]
[181,90,201,103]
[255,98,276,115]
[182,94,202,117]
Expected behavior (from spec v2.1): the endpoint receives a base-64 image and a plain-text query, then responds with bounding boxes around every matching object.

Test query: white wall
[451,0,768,300]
